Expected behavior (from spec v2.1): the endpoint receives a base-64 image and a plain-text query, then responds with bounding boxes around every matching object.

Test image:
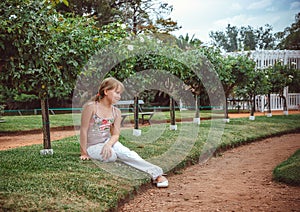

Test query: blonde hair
[92,77,124,102]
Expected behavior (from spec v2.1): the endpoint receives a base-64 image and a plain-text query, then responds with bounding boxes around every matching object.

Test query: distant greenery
[273,149,300,186]
[0,114,299,211]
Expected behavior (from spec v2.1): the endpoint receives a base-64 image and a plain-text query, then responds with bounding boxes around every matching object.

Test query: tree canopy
[0,0,128,101]
[1,0,298,117]
[209,24,276,52]
[0,0,129,149]
[56,0,181,34]
[275,12,300,50]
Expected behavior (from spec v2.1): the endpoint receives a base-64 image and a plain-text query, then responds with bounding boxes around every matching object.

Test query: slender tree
[275,12,300,50]
[209,24,239,52]
[240,25,257,50]
[256,24,275,50]
[212,53,256,119]
[235,68,268,117]
[175,33,204,120]
[265,61,297,113]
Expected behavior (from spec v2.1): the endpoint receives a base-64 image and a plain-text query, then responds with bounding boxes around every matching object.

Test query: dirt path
[0,129,79,150]
[119,133,300,212]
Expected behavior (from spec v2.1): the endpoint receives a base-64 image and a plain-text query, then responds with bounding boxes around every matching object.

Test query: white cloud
[166,0,296,42]
[213,15,257,29]
[290,1,300,10]
[231,3,243,10]
[247,0,272,10]
[266,6,277,12]
[204,12,282,35]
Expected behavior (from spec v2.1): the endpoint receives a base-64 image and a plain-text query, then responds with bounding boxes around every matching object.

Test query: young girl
[80,77,168,188]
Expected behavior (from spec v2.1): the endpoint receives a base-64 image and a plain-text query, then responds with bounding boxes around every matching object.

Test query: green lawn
[0,113,81,132]
[0,110,217,132]
[0,114,299,211]
[273,148,300,186]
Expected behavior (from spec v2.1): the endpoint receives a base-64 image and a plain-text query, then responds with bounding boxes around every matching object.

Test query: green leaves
[0,0,128,100]
[48,0,69,7]
[265,60,297,95]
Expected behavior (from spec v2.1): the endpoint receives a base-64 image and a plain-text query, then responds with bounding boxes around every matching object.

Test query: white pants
[87,141,163,180]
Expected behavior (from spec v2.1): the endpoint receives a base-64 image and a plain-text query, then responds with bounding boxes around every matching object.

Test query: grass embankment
[273,149,300,186]
[0,114,299,211]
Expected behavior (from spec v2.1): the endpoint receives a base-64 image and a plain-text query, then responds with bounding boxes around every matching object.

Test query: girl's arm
[101,107,122,160]
[109,107,122,144]
[80,103,93,160]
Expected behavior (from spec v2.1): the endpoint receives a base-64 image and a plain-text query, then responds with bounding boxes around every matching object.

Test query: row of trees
[1,0,299,109]
[0,0,299,149]
[209,13,300,52]
[72,31,298,120]
[1,0,181,109]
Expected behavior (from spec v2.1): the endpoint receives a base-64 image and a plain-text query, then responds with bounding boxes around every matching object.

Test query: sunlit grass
[0,110,216,132]
[273,148,300,186]
[0,114,81,132]
[0,114,299,211]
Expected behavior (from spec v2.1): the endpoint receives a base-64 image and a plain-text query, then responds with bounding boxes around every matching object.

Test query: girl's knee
[104,152,117,162]
[102,149,117,162]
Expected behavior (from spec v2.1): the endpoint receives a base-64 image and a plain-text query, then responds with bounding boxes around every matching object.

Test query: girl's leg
[112,141,163,180]
[87,142,117,162]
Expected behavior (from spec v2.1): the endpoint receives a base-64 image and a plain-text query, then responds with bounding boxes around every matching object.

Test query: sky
[165,0,300,44]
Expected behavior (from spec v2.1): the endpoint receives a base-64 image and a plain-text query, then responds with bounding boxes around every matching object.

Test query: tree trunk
[195,94,200,118]
[41,97,51,149]
[281,95,287,111]
[267,93,271,114]
[134,96,139,129]
[225,96,229,119]
[170,97,175,125]
[250,95,255,116]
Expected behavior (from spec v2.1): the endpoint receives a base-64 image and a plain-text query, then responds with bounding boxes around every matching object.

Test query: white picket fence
[255,93,300,112]
[249,50,300,69]
[288,93,300,109]
[227,50,300,112]
[227,50,300,69]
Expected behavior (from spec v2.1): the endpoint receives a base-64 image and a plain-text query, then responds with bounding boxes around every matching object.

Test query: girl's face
[105,86,122,104]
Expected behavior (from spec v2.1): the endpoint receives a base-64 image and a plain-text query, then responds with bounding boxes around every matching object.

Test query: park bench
[115,100,154,126]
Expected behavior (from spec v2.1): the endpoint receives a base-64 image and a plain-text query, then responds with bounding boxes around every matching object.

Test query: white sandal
[155,176,169,188]
[156,179,169,188]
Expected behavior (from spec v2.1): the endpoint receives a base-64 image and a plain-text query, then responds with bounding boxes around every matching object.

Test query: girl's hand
[80,155,90,160]
[101,144,112,160]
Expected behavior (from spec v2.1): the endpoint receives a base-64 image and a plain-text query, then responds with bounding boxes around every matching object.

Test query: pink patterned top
[87,102,117,148]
